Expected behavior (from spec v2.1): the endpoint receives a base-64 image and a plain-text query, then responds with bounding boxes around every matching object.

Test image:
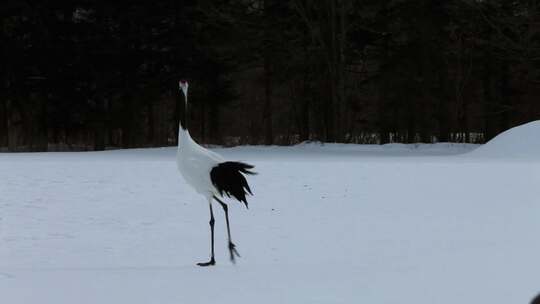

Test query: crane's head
[179,79,189,98]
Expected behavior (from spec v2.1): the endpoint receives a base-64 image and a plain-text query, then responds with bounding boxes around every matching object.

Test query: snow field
[2,121,540,304]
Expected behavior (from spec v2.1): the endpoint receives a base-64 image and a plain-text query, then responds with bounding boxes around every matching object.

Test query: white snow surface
[469,120,540,158]
[1,141,540,304]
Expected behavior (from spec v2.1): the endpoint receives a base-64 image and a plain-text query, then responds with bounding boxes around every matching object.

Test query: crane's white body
[175,80,224,199]
[176,127,224,199]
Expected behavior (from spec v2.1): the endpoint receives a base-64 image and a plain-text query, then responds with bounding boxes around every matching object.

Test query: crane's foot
[197,257,215,267]
[228,242,241,263]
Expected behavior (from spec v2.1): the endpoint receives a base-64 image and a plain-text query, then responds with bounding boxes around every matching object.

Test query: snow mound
[469,120,540,158]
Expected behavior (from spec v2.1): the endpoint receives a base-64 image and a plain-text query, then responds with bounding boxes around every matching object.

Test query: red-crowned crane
[177,80,255,266]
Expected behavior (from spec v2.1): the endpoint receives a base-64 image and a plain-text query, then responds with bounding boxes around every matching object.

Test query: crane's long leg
[197,201,216,267]
[213,196,240,263]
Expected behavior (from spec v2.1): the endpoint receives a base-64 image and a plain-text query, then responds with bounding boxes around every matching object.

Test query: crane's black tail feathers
[210,161,256,208]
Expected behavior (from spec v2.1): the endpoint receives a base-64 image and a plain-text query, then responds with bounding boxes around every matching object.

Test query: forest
[1,0,539,151]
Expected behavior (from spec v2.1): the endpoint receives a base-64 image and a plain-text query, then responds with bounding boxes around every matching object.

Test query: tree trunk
[262,0,274,145]
[94,121,106,151]
[208,103,220,145]
[263,59,273,145]
[0,98,7,149]
[328,0,337,142]
[482,54,495,142]
[337,0,347,142]
[200,100,206,144]
[499,61,511,132]
[147,102,155,145]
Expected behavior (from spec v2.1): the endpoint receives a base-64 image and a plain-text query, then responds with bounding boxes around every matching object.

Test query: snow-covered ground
[1,124,540,304]
[469,120,540,159]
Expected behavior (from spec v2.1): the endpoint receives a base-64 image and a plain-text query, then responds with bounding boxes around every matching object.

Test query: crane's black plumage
[210,161,256,208]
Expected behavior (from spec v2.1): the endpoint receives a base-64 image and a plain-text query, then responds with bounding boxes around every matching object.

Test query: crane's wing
[210,161,256,208]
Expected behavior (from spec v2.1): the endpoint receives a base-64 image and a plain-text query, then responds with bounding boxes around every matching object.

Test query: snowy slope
[1,143,539,304]
[469,120,540,158]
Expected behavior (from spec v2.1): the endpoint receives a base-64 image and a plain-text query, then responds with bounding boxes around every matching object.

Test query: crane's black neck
[179,93,188,131]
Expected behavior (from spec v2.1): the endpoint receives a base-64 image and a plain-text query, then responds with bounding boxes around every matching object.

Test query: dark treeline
[2,0,540,151]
